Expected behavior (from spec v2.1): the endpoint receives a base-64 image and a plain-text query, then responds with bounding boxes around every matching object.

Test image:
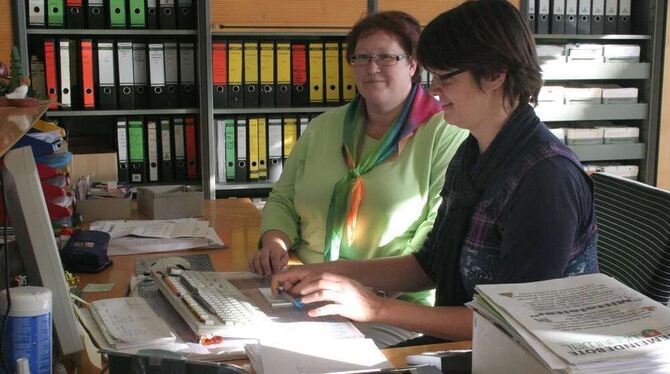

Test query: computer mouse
[149,256,191,273]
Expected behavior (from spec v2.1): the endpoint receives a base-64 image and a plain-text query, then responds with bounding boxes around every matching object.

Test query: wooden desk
[75,198,471,371]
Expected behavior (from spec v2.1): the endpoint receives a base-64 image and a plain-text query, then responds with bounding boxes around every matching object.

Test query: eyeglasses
[431,69,466,83]
[348,53,409,66]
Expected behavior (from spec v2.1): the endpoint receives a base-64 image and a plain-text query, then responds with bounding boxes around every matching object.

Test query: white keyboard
[152,270,271,337]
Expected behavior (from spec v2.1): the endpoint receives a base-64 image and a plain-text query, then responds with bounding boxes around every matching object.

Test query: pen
[278,286,304,310]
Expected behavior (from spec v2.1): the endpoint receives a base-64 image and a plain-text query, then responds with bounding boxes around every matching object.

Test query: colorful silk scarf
[323,83,442,261]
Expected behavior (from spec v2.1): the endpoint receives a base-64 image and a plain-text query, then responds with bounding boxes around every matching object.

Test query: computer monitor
[1,146,83,356]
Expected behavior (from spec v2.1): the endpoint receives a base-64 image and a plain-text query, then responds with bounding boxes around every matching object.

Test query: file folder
[47,0,64,27]
[147,119,159,182]
[276,42,291,107]
[80,39,95,110]
[212,41,228,108]
[216,119,226,182]
[604,0,617,34]
[291,43,308,106]
[132,42,149,109]
[179,42,197,107]
[177,0,195,29]
[29,0,46,27]
[185,117,197,180]
[173,117,188,181]
[283,116,298,159]
[224,118,236,181]
[128,118,146,183]
[591,0,605,34]
[522,0,536,32]
[551,0,566,34]
[66,0,84,28]
[577,0,591,34]
[129,0,146,28]
[146,0,158,28]
[618,0,630,34]
[235,117,248,182]
[67,39,80,108]
[148,43,166,108]
[299,115,309,137]
[243,41,260,107]
[86,0,105,29]
[44,39,59,109]
[537,0,550,34]
[159,118,174,182]
[341,43,356,102]
[117,41,135,109]
[97,40,117,110]
[228,41,243,108]
[258,116,268,180]
[267,116,282,182]
[59,39,73,108]
[116,118,129,183]
[259,42,275,107]
[308,42,324,105]
[159,0,176,29]
[324,42,340,104]
[163,41,179,108]
[30,56,47,100]
[109,0,126,28]
[565,0,577,34]
[248,117,259,181]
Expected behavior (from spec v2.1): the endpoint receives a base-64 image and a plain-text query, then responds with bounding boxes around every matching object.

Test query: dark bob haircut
[346,11,422,84]
[417,0,543,106]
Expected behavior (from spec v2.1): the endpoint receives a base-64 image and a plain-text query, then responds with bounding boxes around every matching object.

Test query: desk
[75,198,471,372]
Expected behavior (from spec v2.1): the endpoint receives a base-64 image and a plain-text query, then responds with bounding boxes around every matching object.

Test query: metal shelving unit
[45,109,200,117]
[540,63,651,80]
[535,104,649,121]
[26,28,197,35]
[212,107,333,115]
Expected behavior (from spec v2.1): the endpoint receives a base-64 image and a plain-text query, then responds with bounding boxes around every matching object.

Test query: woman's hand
[249,231,291,276]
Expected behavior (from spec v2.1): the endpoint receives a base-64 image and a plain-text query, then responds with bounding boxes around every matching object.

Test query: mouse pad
[135,254,214,275]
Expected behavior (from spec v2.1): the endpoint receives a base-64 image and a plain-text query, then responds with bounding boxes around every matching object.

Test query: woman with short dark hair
[271,0,598,345]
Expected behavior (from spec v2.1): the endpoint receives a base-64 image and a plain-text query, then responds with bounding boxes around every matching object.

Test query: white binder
[147,120,159,182]
[216,119,226,182]
[299,115,309,137]
[148,43,166,99]
[29,0,45,26]
[117,41,135,105]
[59,40,72,107]
[97,41,117,109]
[268,117,283,183]
[117,119,129,180]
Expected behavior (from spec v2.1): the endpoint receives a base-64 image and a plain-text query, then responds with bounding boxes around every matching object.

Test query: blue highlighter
[278,286,304,310]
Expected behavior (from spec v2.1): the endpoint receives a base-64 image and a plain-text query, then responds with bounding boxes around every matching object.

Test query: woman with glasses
[270,0,598,345]
[249,11,467,308]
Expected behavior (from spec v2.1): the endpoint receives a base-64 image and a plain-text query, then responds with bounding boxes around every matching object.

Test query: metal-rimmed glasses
[348,53,410,66]
[431,69,466,84]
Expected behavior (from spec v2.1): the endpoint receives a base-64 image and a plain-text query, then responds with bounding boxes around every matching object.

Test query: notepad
[89,297,176,349]
[258,287,292,308]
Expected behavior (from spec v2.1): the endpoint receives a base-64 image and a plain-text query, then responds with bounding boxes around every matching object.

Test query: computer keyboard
[152,270,271,338]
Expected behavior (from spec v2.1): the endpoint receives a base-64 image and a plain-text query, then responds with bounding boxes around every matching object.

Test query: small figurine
[6,76,30,99]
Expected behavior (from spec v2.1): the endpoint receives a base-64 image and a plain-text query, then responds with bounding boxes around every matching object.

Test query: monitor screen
[1,146,83,355]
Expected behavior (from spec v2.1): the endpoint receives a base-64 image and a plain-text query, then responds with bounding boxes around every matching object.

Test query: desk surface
[75,198,471,371]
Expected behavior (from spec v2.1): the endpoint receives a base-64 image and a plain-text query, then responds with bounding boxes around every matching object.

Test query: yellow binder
[276,42,292,107]
[258,116,268,180]
[248,116,259,181]
[341,42,356,102]
[244,41,260,107]
[324,42,340,104]
[283,116,298,158]
[259,42,275,107]
[308,42,324,105]
[228,41,244,107]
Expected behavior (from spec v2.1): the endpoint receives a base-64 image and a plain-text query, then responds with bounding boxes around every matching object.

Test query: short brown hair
[417,0,543,106]
[346,11,422,84]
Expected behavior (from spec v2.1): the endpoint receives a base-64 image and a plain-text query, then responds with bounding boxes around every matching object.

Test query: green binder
[47,0,64,27]
[109,0,127,28]
[129,0,147,28]
[225,118,236,181]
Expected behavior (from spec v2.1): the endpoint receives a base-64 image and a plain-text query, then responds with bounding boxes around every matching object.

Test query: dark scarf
[432,104,541,306]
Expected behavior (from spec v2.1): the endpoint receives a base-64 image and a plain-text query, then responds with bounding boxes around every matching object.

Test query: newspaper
[469,273,670,373]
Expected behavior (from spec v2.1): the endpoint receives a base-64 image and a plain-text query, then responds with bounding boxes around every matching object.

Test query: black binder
[522,0,536,33]
[565,0,577,34]
[179,42,197,108]
[163,41,180,108]
[176,0,195,29]
[159,117,174,182]
[577,0,591,34]
[591,0,605,34]
[159,0,176,29]
[235,117,249,182]
[65,0,84,28]
[146,0,158,28]
[551,0,565,34]
[172,117,188,181]
[133,42,149,109]
[86,0,105,28]
[604,0,618,34]
[618,0,631,34]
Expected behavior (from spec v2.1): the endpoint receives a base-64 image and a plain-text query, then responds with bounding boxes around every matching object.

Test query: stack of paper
[246,337,391,374]
[469,274,670,373]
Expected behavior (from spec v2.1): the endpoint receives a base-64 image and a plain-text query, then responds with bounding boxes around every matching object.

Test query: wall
[0,0,12,63]
[658,4,670,189]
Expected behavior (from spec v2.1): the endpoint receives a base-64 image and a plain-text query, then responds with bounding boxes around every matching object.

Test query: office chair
[592,172,670,305]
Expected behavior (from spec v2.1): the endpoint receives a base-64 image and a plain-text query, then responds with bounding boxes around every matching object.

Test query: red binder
[80,39,95,109]
[212,41,228,107]
[291,43,308,106]
[185,117,197,180]
[44,39,59,109]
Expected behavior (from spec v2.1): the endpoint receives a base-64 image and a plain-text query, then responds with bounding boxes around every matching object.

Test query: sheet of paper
[258,287,292,308]
[83,283,115,293]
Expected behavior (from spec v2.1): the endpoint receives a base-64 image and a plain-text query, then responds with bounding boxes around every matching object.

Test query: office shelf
[541,63,651,80]
[534,34,652,40]
[216,182,274,190]
[44,109,200,117]
[535,104,648,122]
[569,143,647,162]
[213,107,332,115]
[26,28,197,35]
[211,28,349,37]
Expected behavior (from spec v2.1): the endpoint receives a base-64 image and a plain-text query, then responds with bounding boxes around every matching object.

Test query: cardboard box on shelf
[137,186,204,220]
